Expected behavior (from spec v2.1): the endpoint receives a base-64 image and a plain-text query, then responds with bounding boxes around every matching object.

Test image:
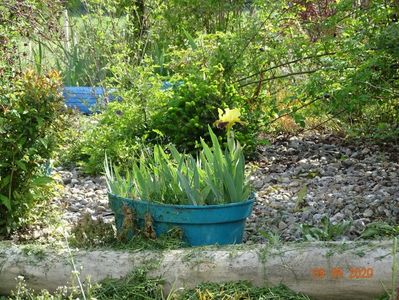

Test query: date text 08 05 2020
[310,267,374,280]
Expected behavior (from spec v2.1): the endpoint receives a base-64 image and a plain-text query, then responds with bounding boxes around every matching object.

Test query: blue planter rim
[108,192,255,209]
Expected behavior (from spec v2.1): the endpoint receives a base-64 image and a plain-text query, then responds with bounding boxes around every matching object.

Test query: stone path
[246,134,398,242]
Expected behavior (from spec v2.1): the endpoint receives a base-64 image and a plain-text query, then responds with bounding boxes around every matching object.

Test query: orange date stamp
[310,267,374,280]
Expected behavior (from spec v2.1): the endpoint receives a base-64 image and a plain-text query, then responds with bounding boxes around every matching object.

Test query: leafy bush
[69,115,148,175]
[69,33,261,173]
[151,66,229,151]
[151,33,260,154]
[65,65,168,174]
[0,70,65,236]
[286,0,399,139]
[105,127,251,205]
[0,0,63,76]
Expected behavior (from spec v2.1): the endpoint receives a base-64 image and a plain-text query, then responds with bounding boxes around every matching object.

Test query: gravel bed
[53,134,399,243]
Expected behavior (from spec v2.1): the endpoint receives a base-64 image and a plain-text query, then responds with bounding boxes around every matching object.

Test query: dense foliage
[151,33,259,153]
[0,71,65,235]
[0,0,66,235]
[58,0,398,173]
[63,64,168,173]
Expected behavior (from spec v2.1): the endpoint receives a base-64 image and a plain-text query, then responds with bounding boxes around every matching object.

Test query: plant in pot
[104,108,254,246]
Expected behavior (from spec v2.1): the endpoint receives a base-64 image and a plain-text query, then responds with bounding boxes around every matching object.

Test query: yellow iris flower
[214,108,244,131]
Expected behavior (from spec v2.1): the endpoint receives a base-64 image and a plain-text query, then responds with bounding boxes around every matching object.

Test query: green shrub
[69,33,261,174]
[151,66,229,151]
[70,115,147,175]
[0,70,65,236]
[290,1,399,139]
[67,65,168,174]
[151,33,260,154]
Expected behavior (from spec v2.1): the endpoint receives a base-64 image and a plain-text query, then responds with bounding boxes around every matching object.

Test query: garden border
[0,241,397,299]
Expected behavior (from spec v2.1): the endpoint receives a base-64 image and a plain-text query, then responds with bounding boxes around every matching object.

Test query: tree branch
[264,96,322,127]
[234,52,337,84]
[239,69,320,88]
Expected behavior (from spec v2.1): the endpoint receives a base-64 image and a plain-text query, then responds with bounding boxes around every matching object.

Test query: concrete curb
[0,241,397,299]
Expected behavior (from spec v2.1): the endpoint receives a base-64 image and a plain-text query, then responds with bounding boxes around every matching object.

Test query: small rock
[69,205,81,213]
[377,206,385,213]
[80,198,89,205]
[363,209,373,218]
[86,192,96,199]
[334,198,345,208]
[278,221,288,230]
[361,148,371,155]
[85,208,95,215]
[353,219,366,231]
[332,212,344,222]
[62,177,72,185]
[97,205,107,213]
[32,230,42,239]
[252,179,264,190]
[342,158,355,167]
[313,213,323,222]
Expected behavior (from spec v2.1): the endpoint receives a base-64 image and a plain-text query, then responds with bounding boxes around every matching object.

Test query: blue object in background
[108,193,255,246]
[161,80,184,91]
[63,82,180,114]
[63,86,114,114]
[161,81,173,90]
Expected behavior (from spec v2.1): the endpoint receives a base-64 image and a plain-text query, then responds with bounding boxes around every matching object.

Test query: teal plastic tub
[108,193,255,246]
